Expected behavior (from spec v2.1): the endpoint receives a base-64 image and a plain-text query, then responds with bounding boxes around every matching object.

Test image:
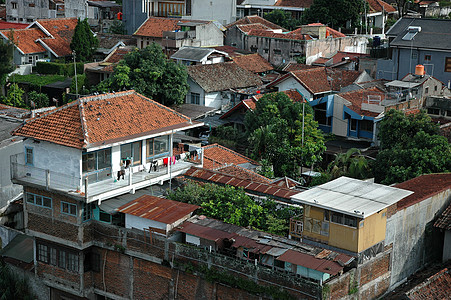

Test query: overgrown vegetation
[96,43,189,106]
[0,261,35,299]
[373,110,450,184]
[209,125,246,150]
[245,92,326,179]
[70,18,99,62]
[304,0,365,29]
[263,9,302,31]
[9,74,66,88]
[327,148,372,180]
[2,83,25,108]
[0,38,14,90]
[168,183,301,236]
[35,61,84,77]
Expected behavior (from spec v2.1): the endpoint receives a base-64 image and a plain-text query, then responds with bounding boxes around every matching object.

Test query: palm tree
[327,148,371,180]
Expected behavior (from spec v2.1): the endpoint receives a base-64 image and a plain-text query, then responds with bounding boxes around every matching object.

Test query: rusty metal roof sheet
[277,249,344,276]
[177,221,235,241]
[118,195,199,225]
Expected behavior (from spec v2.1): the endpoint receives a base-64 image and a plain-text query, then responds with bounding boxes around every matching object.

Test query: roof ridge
[78,99,89,146]
[203,143,260,165]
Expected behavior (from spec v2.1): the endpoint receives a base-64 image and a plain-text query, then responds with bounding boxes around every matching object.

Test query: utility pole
[72,50,79,99]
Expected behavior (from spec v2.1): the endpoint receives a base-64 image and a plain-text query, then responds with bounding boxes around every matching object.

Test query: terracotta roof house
[11,90,205,203]
[232,53,274,74]
[220,89,305,131]
[0,20,28,30]
[186,62,263,109]
[118,195,199,236]
[134,17,224,56]
[177,215,354,282]
[85,46,134,86]
[268,67,372,101]
[364,0,396,32]
[0,18,77,66]
[201,143,260,171]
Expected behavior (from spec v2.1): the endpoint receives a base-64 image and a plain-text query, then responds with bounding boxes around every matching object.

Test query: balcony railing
[11,150,202,202]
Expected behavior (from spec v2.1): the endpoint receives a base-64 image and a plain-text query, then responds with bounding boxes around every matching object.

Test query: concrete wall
[123,0,147,35]
[64,0,88,19]
[194,24,223,47]
[0,138,23,208]
[377,47,451,85]
[275,77,313,100]
[186,78,205,105]
[305,37,368,65]
[6,0,49,22]
[23,139,82,179]
[331,95,349,137]
[385,189,451,289]
[125,214,167,232]
[188,0,237,25]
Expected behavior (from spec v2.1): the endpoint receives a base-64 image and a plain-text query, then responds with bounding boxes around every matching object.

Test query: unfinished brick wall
[37,262,80,291]
[359,251,391,286]
[28,213,79,242]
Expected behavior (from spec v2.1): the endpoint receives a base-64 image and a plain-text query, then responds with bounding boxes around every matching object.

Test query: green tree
[109,20,126,34]
[70,18,99,62]
[327,148,371,180]
[378,109,439,150]
[373,110,450,184]
[0,262,35,300]
[3,83,25,107]
[0,38,14,90]
[245,92,326,178]
[263,9,301,31]
[96,43,189,106]
[168,182,301,235]
[305,0,364,29]
[28,91,49,108]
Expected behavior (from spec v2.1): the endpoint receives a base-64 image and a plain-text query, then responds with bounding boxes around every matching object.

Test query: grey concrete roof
[0,234,34,263]
[0,116,25,142]
[387,18,451,50]
[291,176,413,218]
[173,103,218,120]
[171,47,227,62]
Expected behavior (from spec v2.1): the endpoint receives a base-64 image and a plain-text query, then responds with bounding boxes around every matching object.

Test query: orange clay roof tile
[0,28,47,54]
[13,90,194,149]
[232,53,273,73]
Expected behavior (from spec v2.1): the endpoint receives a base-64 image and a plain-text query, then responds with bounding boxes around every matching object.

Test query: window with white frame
[61,201,77,216]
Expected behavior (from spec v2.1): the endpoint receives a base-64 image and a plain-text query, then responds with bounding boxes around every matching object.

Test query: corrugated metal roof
[177,221,235,241]
[118,195,199,224]
[0,234,33,263]
[183,167,301,200]
[278,249,343,276]
[291,176,413,218]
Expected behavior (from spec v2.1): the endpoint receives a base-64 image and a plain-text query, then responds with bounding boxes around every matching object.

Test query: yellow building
[290,177,412,256]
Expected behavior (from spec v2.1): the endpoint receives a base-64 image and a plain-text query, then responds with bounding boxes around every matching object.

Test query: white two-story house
[11,90,204,221]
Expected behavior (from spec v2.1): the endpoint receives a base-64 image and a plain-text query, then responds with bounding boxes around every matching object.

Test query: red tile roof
[247,29,311,41]
[237,23,272,34]
[278,249,344,275]
[13,90,195,149]
[338,87,385,117]
[434,203,451,230]
[183,167,300,200]
[216,165,271,183]
[327,69,363,91]
[213,45,252,58]
[232,53,273,74]
[395,173,451,211]
[367,0,396,13]
[203,143,259,168]
[226,15,285,31]
[134,17,195,37]
[275,0,314,8]
[290,68,331,94]
[0,28,47,54]
[33,18,78,57]
[0,21,29,30]
[405,268,451,300]
[117,195,199,224]
[282,63,319,72]
[105,47,132,63]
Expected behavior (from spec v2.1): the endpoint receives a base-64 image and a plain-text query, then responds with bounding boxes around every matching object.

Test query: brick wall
[359,251,391,286]
[37,262,80,291]
[28,213,79,242]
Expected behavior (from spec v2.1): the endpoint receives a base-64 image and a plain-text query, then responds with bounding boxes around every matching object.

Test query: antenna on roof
[72,50,79,100]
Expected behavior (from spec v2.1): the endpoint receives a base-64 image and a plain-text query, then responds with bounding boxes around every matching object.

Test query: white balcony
[11,153,201,203]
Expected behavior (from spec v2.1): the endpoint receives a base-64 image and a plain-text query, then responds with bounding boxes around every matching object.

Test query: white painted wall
[205,92,224,109]
[125,214,167,233]
[186,234,201,246]
[275,77,313,100]
[24,139,81,179]
[332,95,351,137]
[0,138,23,207]
[186,0,237,25]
